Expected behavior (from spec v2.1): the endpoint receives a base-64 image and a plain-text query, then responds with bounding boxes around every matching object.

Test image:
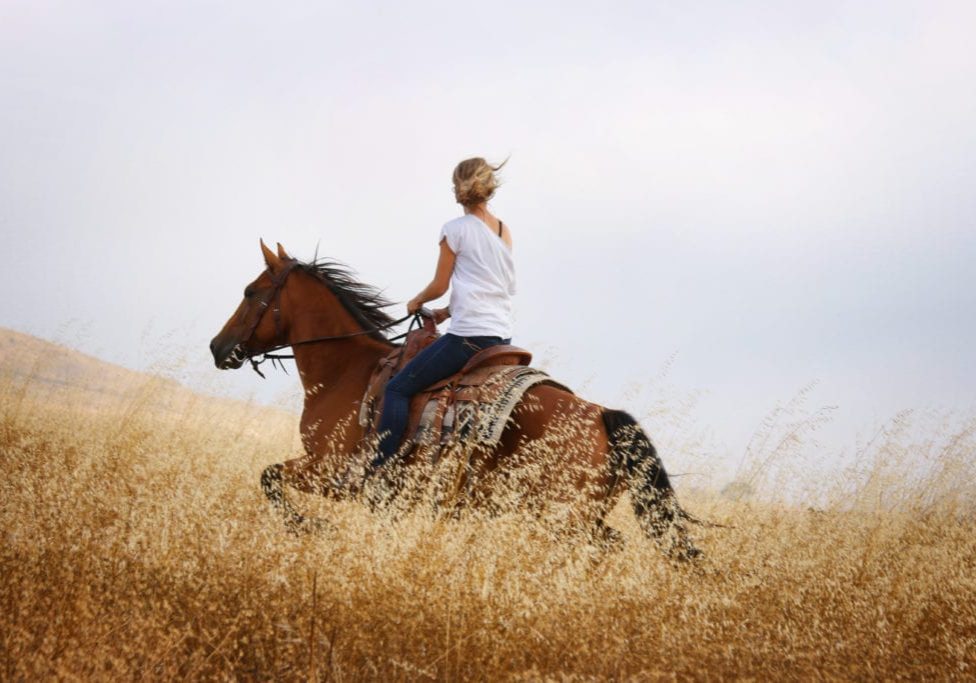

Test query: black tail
[602,409,702,559]
[602,409,673,493]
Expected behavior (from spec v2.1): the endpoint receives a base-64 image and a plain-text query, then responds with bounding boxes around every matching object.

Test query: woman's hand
[432,307,450,324]
[407,297,423,315]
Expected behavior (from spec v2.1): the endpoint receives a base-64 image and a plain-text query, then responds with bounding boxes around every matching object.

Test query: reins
[248,313,419,378]
[241,260,420,378]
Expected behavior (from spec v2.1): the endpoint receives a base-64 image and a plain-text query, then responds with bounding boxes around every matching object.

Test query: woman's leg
[372,334,473,469]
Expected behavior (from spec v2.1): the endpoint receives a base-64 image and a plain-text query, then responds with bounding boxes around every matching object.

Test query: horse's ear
[276,242,290,260]
[260,239,283,272]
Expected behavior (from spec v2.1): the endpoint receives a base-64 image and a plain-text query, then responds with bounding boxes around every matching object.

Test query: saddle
[357,315,548,456]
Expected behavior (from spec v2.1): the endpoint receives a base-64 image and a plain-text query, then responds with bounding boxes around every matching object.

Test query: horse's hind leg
[602,409,701,560]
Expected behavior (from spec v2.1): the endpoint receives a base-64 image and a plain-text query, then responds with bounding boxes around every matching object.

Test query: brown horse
[210,240,701,558]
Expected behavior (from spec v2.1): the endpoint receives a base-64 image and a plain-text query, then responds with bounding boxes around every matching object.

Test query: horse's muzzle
[210,337,246,370]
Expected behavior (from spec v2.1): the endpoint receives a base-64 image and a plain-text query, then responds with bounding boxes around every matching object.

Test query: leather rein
[239,260,417,378]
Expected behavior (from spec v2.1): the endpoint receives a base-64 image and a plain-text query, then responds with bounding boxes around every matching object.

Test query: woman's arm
[407,239,456,314]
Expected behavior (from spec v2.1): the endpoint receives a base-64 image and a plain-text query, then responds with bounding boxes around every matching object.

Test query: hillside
[0,327,176,398]
[0,327,295,426]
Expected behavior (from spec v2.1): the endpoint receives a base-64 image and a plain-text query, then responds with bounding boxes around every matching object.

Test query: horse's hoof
[286,515,333,536]
[668,537,703,562]
[284,514,307,536]
[593,523,625,554]
[308,517,334,534]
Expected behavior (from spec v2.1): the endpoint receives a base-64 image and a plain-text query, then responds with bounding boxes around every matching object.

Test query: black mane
[294,259,398,344]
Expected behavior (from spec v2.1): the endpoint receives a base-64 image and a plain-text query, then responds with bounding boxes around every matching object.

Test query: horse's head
[209,240,298,370]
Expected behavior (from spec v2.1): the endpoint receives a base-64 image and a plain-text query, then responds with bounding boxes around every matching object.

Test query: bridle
[238,259,415,378]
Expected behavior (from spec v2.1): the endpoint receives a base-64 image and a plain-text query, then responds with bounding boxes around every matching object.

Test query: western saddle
[358,313,533,453]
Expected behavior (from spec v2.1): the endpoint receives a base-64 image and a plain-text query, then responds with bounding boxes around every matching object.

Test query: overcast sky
[2,1,974,468]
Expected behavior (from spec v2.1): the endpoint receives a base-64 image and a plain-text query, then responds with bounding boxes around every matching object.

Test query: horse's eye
[244,286,255,299]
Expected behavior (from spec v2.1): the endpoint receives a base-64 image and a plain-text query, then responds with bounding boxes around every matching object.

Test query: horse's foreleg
[260,449,362,533]
[261,462,305,530]
[259,463,311,532]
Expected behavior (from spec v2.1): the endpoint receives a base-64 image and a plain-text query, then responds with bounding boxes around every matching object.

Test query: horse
[209,240,702,558]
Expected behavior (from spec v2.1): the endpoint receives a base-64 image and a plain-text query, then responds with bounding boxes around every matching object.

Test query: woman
[369,157,516,472]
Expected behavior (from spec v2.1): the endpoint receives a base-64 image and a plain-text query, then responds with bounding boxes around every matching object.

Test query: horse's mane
[294,258,397,344]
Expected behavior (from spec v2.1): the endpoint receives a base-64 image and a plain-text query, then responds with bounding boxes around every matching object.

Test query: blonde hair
[452,157,507,207]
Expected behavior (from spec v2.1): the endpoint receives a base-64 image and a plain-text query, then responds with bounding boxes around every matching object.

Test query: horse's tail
[601,409,703,558]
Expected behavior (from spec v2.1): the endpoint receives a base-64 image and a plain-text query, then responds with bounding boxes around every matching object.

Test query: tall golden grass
[2,352,974,680]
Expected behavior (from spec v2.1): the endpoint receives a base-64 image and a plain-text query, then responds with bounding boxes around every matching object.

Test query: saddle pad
[412,366,571,451]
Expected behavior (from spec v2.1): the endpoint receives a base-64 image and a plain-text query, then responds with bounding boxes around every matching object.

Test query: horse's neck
[281,279,396,454]
[291,337,391,452]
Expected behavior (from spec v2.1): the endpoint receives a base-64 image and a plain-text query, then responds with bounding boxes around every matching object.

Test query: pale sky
[2,1,974,470]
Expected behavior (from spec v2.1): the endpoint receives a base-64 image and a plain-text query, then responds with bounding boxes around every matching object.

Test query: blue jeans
[371,333,511,468]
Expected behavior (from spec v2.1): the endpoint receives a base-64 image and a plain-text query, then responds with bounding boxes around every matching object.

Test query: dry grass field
[2,329,974,680]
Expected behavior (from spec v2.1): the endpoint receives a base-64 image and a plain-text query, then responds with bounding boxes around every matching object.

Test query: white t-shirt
[438,214,516,338]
